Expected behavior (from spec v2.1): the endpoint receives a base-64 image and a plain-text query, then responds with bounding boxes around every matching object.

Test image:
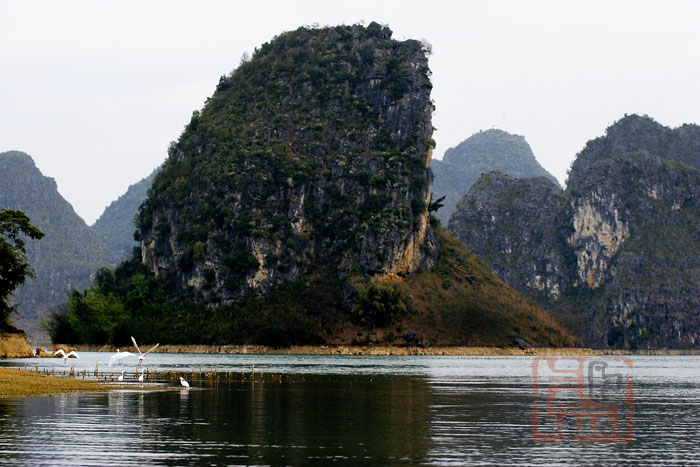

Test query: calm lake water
[0,353,698,465]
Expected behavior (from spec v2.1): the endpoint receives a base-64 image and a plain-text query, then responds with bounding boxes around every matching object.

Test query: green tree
[0,209,44,326]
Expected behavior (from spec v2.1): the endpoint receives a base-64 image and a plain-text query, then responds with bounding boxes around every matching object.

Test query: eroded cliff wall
[449,115,700,349]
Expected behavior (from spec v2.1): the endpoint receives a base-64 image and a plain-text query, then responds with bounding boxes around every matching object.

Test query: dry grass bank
[0,330,34,358]
[0,368,115,397]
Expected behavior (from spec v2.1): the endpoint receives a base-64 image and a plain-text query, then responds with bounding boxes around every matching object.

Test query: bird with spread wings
[131,336,159,366]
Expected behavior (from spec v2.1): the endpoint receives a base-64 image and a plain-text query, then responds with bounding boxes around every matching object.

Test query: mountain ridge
[449,114,700,349]
[431,129,558,225]
[0,150,118,344]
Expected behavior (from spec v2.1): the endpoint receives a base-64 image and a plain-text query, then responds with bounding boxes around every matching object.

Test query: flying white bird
[179,376,190,389]
[131,336,159,365]
[53,349,79,363]
[117,370,125,382]
[108,349,135,367]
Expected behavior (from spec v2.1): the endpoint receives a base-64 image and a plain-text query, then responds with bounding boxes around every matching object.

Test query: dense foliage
[0,209,43,326]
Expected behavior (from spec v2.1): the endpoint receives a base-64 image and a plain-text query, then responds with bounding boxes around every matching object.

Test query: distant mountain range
[0,150,158,345]
[431,129,558,225]
[92,168,158,260]
[449,115,700,349]
[0,151,118,344]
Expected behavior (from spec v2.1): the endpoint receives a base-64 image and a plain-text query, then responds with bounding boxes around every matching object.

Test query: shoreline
[66,344,700,356]
[0,367,116,397]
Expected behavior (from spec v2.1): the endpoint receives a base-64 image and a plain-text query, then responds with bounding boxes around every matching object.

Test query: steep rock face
[49,24,575,349]
[449,172,570,301]
[450,115,700,349]
[92,168,158,260]
[568,190,629,289]
[137,24,437,305]
[0,151,117,344]
[431,129,558,225]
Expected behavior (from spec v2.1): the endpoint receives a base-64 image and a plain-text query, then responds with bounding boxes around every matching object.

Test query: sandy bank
[67,344,700,356]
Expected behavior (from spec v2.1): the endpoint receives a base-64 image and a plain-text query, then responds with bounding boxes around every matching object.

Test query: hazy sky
[2,1,699,224]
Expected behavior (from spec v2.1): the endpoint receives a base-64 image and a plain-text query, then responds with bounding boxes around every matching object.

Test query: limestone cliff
[48,23,573,349]
[449,115,700,349]
[432,129,558,225]
[449,173,570,301]
[137,23,437,304]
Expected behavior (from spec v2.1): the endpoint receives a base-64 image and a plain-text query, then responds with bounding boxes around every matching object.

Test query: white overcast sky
[2,0,699,224]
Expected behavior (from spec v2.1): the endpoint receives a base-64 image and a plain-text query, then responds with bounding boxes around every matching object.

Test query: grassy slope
[397,227,574,347]
[324,227,575,347]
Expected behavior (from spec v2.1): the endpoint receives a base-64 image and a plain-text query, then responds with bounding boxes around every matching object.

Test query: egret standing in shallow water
[138,368,145,383]
[117,370,125,382]
[131,336,159,366]
[53,349,79,364]
[179,376,190,389]
[108,349,134,366]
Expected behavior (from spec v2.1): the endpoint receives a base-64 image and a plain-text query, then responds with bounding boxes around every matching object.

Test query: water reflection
[0,376,432,465]
[0,356,698,465]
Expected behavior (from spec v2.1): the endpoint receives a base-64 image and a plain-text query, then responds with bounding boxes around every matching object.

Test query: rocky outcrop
[432,129,558,225]
[47,23,575,350]
[0,151,118,345]
[449,173,570,301]
[137,23,437,305]
[449,115,700,349]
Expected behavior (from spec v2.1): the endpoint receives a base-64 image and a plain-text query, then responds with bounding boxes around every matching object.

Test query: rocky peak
[448,172,569,301]
[431,129,558,225]
[449,115,700,349]
[137,23,436,306]
[569,114,700,190]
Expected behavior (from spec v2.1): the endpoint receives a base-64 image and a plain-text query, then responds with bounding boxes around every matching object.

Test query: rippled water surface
[0,354,698,465]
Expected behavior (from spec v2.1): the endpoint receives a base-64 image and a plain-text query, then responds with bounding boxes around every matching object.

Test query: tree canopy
[0,209,44,326]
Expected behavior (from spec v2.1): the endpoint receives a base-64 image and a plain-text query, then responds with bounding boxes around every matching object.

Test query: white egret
[131,336,159,365]
[138,368,145,383]
[179,376,190,388]
[53,349,79,364]
[108,349,135,366]
[117,370,124,382]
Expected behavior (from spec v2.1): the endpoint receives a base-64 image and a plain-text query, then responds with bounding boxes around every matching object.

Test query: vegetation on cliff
[450,115,700,349]
[431,129,558,225]
[49,23,572,349]
[48,226,573,348]
[136,22,437,305]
